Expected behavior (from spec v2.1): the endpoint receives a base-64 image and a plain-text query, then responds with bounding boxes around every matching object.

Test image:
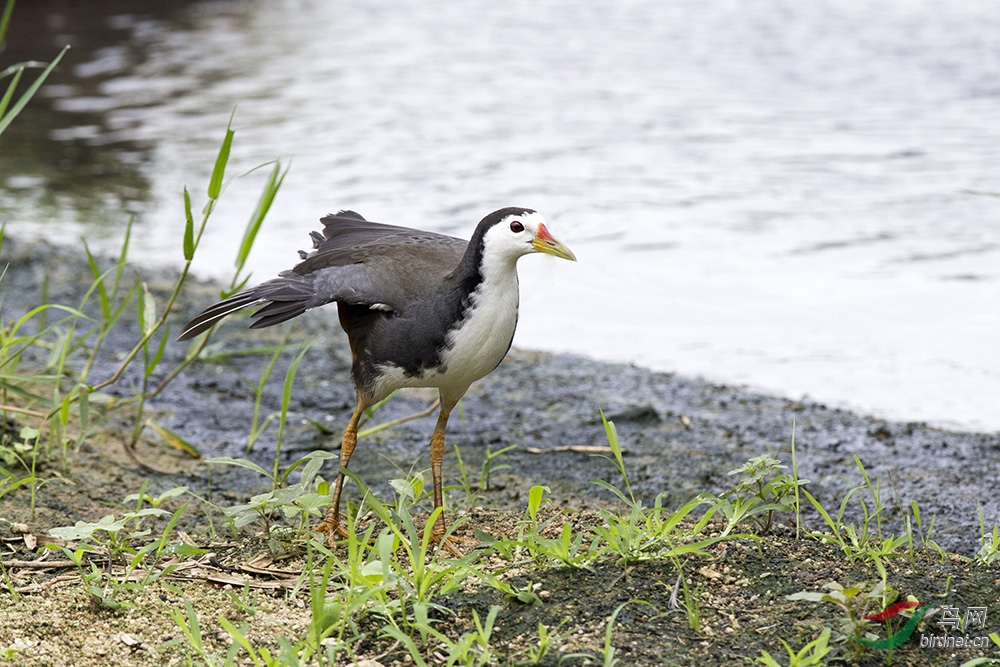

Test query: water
[2,0,999,431]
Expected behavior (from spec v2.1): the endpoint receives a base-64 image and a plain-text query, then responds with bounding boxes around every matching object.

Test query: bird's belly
[373,281,519,400]
[436,310,517,389]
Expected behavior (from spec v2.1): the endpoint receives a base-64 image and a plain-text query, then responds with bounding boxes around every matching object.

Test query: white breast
[373,254,521,401]
[436,267,520,393]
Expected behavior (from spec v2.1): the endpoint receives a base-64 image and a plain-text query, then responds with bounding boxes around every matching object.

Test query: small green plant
[208,449,337,542]
[169,598,238,666]
[0,645,22,660]
[515,621,583,666]
[719,453,808,534]
[0,0,69,138]
[0,424,44,517]
[803,457,912,574]
[499,484,599,568]
[48,493,190,611]
[590,410,722,564]
[170,593,314,666]
[324,470,483,648]
[503,579,543,605]
[907,500,945,563]
[663,564,701,633]
[217,617,284,667]
[226,582,261,618]
[382,605,500,667]
[124,484,190,510]
[298,555,353,661]
[286,529,384,664]
[975,504,999,565]
[0,424,34,467]
[242,330,297,454]
[198,337,325,543]
[757,628,831,667]
[789,581,875,654]
[787,580,918,660]
[48,483,193,610]
[49,509,169,553]
[451,440,517,513]
[479,442,516,492]
[599,600,653,667]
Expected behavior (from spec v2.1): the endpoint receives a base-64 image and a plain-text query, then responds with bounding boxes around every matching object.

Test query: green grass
[0,0,68,137]
[27,379,987,666]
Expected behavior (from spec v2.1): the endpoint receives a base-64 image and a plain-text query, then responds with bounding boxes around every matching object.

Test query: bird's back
[292,211,469,307]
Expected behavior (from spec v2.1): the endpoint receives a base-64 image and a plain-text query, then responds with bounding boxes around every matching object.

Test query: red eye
[510,220,524,233]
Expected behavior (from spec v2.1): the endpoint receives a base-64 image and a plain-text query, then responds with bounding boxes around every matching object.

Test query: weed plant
[802,456,931,582]
[45,484,193,611]
[756,627,831,667]
[590,410,729,564]
[719,453,808,534]
[1,113,287,485]
[0,0,67,137]
[975,504,999,565]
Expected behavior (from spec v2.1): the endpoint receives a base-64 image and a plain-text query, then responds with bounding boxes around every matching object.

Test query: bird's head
[477,207,577,264]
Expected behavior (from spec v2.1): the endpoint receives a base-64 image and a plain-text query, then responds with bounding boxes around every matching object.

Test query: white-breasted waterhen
[178,207,575,550]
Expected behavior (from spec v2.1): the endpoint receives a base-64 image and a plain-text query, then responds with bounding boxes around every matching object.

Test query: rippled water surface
[3,0,999,430]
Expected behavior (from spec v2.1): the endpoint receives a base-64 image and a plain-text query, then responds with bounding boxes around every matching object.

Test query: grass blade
[139,282,156,337]
[83,242,110,321]
[208,109,236,200]
[182,186,194,259]
[0,67,22,120]
[235,161,288,272]
[0,45,69,136]
[0,0,14,44]
[147,420,201,458]
[206,456,272,480]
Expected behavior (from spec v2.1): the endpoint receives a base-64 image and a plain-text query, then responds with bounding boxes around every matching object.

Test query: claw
[429,532,464,557]
[423,519,476,557]
[315,518,349,547]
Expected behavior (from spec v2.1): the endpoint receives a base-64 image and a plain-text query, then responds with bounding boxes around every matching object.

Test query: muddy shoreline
[2,235,998,555]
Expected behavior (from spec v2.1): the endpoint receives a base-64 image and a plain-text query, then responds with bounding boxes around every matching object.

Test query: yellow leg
[316,403,365,544]
[426,394,466,556]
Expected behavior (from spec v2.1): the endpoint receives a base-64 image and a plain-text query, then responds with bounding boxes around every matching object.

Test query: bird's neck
[434,250,520,395]
[447,239,519,308]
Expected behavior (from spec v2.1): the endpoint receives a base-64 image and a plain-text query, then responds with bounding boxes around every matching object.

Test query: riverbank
[1,235,997,666]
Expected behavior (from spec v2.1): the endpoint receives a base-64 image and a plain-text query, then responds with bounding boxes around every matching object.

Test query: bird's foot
[315,516,350,548]
[421,528,477,558]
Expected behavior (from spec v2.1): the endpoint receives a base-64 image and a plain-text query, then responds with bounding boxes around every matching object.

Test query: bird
[177,207,575,550]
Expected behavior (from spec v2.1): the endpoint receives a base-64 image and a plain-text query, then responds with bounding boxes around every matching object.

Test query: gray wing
[177,212,467,340]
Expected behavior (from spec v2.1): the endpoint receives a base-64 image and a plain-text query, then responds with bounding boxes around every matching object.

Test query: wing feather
[177,211,468,341]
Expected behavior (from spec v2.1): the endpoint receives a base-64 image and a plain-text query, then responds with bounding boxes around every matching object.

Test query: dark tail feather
[177,290,265,341]
[177,275,320,341]
[248,300,310,329]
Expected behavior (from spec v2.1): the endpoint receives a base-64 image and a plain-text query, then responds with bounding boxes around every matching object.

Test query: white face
[480,211,548,262]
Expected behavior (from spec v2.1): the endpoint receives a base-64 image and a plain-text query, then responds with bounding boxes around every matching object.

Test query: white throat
[437,251,521,394]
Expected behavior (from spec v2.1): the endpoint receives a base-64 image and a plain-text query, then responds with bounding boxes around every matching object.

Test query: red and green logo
[856,600,932,650]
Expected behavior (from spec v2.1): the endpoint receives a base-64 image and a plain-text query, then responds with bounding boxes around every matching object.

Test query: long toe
[422,523,478,557]
[315,518,350,547]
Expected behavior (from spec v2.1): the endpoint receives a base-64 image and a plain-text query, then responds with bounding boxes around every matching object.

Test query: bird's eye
[509,220,524,233]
